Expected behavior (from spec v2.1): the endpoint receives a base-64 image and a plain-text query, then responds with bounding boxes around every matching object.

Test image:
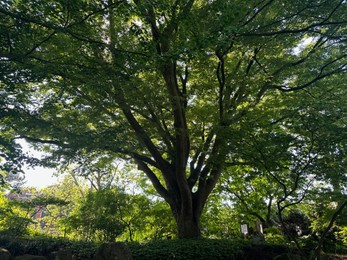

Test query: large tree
[0,0,346,237]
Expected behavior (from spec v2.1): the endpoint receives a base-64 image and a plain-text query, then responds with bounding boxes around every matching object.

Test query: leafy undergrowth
[1,233,346,260]
[0,235,260,260]
[0,234,97,259]
[128,238,250,260]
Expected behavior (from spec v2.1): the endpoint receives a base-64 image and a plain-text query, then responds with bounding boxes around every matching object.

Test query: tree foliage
[0,0,346,237]
[65,188,127,242]
[217,79,347,256]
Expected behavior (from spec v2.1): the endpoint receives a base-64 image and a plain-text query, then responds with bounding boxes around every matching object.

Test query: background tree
[39,174,87,237]
[218,73,347,254]
[0,0,346,237]
[70,154,122,191]
[65,188,128,242]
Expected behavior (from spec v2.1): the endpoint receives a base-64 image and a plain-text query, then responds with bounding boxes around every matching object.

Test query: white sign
[241,224,248,235]
[259,223,263,234]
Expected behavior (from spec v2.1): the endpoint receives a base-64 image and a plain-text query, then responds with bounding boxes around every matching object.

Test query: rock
[0,248,11,260]
[51,249,74,260]
[13,255,48,260]
[94,242,132,260]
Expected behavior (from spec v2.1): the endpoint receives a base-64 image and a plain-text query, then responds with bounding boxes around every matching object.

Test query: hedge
[128,238,248,260]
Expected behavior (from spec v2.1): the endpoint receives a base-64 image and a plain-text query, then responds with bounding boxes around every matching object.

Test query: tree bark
[176,214,201,238]
[170,201,201,238]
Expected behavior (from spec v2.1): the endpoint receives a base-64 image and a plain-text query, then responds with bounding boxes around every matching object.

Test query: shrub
[0,233,293,259]
[128,238,248,260]
[0,233,98,259]
[263,227,286,245]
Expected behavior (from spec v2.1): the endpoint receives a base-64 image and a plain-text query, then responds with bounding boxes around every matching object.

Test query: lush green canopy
[0,0,346,238]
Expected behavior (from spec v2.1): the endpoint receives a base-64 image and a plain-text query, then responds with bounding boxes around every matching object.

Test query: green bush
[0,234,98,259]
[128,238,248,260]
[263,227,286,245]
[0,234,293,259]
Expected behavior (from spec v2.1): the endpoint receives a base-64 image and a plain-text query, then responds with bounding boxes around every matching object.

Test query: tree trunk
[166,188,204,239]
[174,210,201,238]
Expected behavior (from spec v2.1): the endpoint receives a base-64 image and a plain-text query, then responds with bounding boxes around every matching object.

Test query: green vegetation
[128,239,248,260]
[0,0,346,259]
[0,234,98,259]
[0,234,290,260]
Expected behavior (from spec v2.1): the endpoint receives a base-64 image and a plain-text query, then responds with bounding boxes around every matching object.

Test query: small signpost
[240,223,248,237]
[255,220,263,234]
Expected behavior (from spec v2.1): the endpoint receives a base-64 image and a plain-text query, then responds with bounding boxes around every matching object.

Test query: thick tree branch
[121,104,173,175]
[188,130,215,188]
[135,159,171,203]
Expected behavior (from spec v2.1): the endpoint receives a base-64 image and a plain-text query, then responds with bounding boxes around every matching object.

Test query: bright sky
[23,166,59,189]
[17,139,60,189]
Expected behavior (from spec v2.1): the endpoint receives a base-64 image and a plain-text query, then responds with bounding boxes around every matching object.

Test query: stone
[94,242,133,260]
[51,249,74,260]
[13,255,48,260]
[0,248,11,260]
